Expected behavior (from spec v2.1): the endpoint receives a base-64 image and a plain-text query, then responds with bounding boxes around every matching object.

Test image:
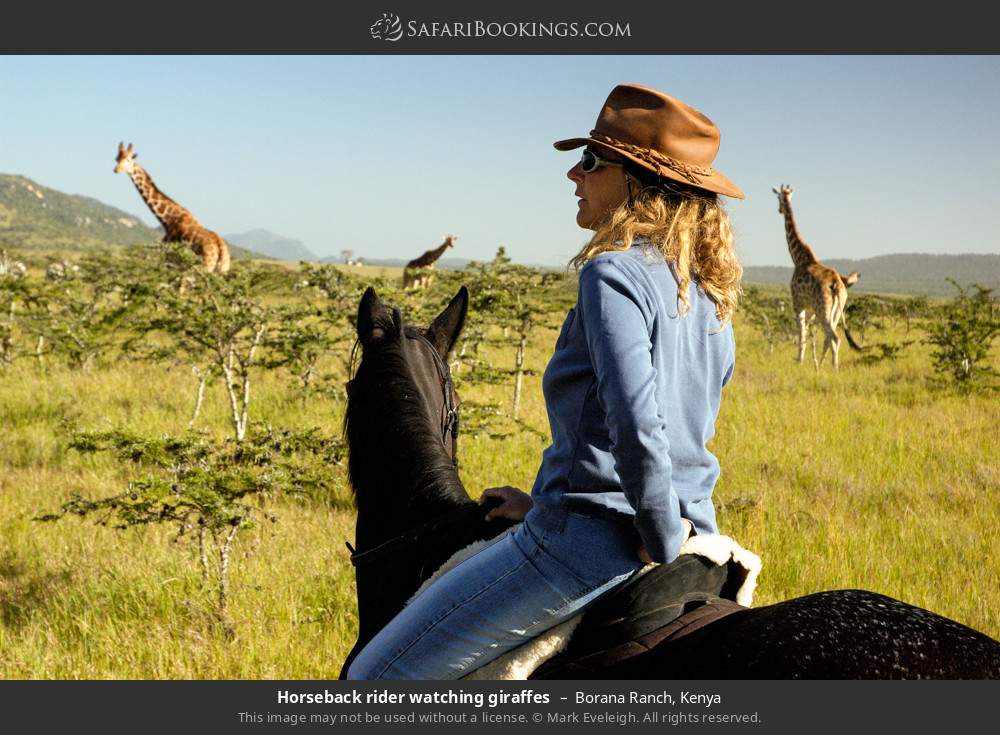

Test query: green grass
[0,272,997,678]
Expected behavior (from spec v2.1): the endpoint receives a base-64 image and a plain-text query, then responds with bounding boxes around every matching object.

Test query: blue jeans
[346,504,644,680]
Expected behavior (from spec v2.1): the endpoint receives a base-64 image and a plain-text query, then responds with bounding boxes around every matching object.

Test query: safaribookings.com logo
[370,13,631,42]
[370,13,404,41]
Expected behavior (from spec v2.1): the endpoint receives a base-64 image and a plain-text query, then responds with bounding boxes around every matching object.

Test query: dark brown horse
[341,287,1000,679]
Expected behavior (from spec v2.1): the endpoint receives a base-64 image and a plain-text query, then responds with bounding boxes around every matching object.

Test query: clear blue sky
[1,56,998,266]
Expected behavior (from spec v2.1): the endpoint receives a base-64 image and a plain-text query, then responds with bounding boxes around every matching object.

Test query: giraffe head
[443,234,457,248]
[114,142,138,174]
[771,184,793,214]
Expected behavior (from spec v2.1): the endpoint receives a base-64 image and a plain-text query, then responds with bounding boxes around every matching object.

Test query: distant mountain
[0,174,160,249]
[224,228,316,262]
[743,253,1000,296]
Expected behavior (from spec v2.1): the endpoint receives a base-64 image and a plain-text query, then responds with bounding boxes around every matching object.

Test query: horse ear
[357,287,392,345]
[426,286,469,358]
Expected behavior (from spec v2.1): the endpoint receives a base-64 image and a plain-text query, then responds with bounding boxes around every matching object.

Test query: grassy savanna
[0,251,997,679]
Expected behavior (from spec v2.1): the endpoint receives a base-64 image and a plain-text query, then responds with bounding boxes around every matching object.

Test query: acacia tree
[37,427,346,633]
[0,263,33,366]
[133,248,275,440]
[6,248,166,371]
[895,295,930,334]
[293,262,371,384]
[260,299,339,396]
[21,254,125,371]
[740,286,797,353]
[462,247,565,418]
[924,280,999,390]
[845,295,894,347]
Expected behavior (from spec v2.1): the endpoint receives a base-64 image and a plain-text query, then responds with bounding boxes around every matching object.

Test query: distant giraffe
[113,142,230,273]
[773,185,860,369]
[403,234,456,290]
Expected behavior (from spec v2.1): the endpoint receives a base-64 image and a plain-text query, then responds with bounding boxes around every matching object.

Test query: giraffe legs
[215,237,231,274]
[822,292,846,369]
[403,267,433,290]
[796,309,810,364]
[199,241,220,273]
[818,320,840,369]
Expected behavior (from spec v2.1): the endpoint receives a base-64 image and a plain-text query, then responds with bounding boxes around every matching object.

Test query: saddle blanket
[403,525,761,680]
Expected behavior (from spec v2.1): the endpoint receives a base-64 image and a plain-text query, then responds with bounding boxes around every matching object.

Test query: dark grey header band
[1,1,998,53]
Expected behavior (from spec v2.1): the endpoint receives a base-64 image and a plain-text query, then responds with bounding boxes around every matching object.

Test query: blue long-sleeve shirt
[529,240,736,563]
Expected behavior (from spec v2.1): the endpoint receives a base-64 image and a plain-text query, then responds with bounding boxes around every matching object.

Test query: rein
[346,329,465,568]
[346,503,488,567]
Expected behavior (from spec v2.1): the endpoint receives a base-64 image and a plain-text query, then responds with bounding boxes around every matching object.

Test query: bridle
[346,329,464,568]
[408,330,460,461]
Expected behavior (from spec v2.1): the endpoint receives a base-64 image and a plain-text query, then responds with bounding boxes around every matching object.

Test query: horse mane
[340,296,526,679]
[345,327,469,518]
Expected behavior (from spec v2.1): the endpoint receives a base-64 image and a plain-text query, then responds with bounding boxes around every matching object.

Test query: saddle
[529,556,748,678]
[452,532,761,680]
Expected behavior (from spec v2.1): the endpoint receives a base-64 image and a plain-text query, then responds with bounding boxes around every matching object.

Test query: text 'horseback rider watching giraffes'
[114,142,231,274]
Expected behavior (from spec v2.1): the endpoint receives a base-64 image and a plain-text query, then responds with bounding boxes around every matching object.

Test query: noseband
[346,329,463,568]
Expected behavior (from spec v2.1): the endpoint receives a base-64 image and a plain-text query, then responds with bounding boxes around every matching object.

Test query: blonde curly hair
[570,171,742,325]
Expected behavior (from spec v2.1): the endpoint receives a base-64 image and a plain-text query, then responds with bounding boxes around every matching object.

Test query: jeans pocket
[541,513,642,589]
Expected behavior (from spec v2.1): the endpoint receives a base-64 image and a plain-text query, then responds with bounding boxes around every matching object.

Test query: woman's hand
[479,486,534,522]
[636,519,694,564]
[636,545,655,565]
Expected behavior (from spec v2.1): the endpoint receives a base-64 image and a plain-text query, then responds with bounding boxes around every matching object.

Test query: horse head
[343,285,511,676]
[349,286,468,494]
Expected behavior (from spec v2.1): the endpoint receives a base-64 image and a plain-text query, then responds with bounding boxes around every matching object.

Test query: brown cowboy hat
[554,83,744,199]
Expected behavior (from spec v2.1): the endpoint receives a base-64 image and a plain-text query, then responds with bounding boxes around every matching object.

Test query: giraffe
[113,143,231,273]
[402,234,456,290]
[772,185,860,369]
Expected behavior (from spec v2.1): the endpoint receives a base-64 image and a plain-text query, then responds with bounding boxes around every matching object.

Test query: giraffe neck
[128,165,192,230]
[429,241,450,263]
[781,202,817,268]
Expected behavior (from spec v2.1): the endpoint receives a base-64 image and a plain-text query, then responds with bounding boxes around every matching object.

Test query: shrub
[36,426,346,633]
[923,280,999,390]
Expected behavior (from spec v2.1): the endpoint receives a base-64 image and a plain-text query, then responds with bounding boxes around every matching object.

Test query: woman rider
[347,83,743,680]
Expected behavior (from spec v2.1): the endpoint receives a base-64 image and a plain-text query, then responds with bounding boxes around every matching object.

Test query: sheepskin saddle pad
[404,528,761,680]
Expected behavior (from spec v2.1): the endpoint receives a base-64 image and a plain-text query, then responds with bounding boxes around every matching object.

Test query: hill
[0,174,259,260]
[743,253,1000,296]
[224,229,316,261]
[0,174,161,250]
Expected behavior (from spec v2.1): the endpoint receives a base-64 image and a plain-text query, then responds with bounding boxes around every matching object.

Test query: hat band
[590,130,714,185]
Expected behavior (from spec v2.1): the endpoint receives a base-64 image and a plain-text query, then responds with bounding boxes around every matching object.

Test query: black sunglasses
[580,149,623,174]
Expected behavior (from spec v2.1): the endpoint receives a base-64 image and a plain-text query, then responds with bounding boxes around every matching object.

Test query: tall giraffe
[113,143,231,273]
[773,185,860,369]
[402,234,456,290]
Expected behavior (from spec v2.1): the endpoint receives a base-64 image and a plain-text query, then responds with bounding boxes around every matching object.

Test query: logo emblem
[370,13,403,42]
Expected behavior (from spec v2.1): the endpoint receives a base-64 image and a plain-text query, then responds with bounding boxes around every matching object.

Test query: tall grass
[0,277,996,678]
